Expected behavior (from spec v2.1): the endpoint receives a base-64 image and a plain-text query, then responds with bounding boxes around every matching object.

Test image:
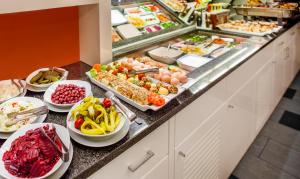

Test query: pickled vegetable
[71,96,123,136]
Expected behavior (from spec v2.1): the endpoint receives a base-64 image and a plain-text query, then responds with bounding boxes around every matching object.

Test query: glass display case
[111,0,196,56]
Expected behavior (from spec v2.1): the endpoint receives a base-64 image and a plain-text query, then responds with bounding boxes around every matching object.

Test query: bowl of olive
[26,67,68,89]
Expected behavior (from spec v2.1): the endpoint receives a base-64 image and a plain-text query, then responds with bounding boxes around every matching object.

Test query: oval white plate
[0,80,27,104]
[0,97,47,133]
[69,118,130,147]
[0,123,70,179]
[44,101,71,113]
[66,98,126,139]
[44,80,92,108]
[26,84,49,93]
[26,68,68,90]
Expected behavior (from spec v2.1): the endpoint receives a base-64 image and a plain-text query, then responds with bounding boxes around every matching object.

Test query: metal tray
[233,6,297,18]
[217,25,282,37]
[86,71,195,111]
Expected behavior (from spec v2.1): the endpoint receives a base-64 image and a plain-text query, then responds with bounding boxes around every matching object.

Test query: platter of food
[0,97,47,135]
[124,7,148,16]
[158,0,186,12]
[0,123,71,179]
[144,24,163,33]
[87,57,194,111]
[26,67,68,92]
[217,20,282,36]
[67,96,126,139]
[43,80,92,112]
[112,28,122,43]
[0,80,26,104]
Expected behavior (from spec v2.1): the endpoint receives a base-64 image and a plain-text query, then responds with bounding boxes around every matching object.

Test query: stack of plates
[43,80,93,113]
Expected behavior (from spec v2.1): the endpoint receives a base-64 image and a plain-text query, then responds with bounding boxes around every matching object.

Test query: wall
[0,7,79,80]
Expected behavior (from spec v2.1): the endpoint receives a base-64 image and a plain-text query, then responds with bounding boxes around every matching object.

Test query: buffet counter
[0,22,299,179]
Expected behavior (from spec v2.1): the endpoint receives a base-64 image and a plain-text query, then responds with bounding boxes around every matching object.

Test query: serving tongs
[5,105,48,127]
[105,91,137,122]
[11,79,25,95]
[39,124,69,162]
[129,68,159,75]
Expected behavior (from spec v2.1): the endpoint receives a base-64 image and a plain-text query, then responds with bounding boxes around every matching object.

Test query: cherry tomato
[144,84,151,90]
[137,73,145,80]
[112,69,118,76]
[103,98,112,108]
[118,65,125,72]
[74,117,84,129]
[148,93,165,106]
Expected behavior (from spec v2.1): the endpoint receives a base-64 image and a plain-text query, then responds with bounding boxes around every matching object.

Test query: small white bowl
[44,80,92,108]
[26,68,68,89]
[0,123,70,179]
[66,98,126,139]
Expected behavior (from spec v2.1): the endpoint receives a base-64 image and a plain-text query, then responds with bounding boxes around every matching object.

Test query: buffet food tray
[217,25,282,37]
[233,6,298,18]
[86,72,194,111]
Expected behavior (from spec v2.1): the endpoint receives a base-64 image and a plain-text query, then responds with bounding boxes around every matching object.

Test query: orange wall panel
[0,7,79,80]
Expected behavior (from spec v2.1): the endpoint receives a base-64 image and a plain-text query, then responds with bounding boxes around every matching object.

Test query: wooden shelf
[0,0,98,14]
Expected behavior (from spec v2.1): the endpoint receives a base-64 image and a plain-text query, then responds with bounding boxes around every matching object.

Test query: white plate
[177,54,212,71]
[44,80,92,108]
[26,84,48,92]
[69,118,130,147]
[0,123,70,179]
[48,143,73,179]
[148,47,183,64]
[116,24,143,39]
[0,80,27,104]
[111,10,128,26]
[26,67,68,90]
[67,98,126,139]
[0,97,47,133]
[45,101,71,113]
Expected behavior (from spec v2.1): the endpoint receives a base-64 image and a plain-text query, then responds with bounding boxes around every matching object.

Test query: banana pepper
[80,117,106,135]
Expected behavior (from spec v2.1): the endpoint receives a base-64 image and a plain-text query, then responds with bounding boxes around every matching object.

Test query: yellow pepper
[80,117,106,135]
[114,113,121,130]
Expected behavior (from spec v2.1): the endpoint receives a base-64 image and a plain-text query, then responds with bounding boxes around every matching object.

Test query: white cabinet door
[220,77,257,178]
[88,122,169,179]
[174,107,223,179]
[141,156,169,179]
[255,61,274,132]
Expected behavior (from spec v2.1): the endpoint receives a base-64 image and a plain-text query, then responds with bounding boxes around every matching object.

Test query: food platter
[68,117,130,147]
[26,67,68,92]
[0,97,47,134]
[44,80,92,108]
[66,97,126,139]
[0,80,27,104]
[112,1,180,43]
[217,20,282,36]
[87,57,195,111]
[0,123,70,179]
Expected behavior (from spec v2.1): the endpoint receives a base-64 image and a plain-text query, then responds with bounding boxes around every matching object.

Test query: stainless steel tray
[233,6,298,18]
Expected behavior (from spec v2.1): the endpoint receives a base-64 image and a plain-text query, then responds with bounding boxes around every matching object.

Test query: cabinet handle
[128,150,155,172]
[228,104,234,109]
[178,151,186,158]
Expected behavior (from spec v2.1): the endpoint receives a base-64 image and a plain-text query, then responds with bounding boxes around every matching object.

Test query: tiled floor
[231,72,300,179]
